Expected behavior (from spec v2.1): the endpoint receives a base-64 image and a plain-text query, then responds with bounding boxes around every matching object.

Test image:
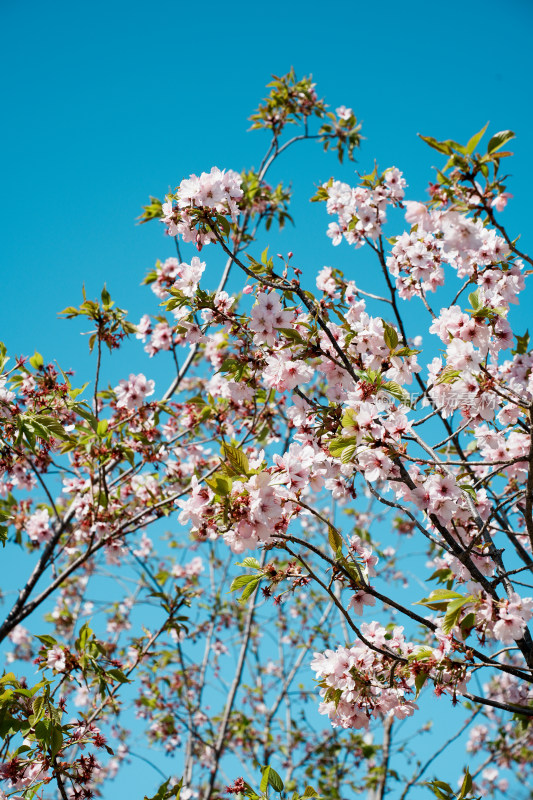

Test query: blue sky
[2,0,533,797]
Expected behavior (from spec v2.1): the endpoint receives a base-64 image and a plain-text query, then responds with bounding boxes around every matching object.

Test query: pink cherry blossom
[115,373,155,409]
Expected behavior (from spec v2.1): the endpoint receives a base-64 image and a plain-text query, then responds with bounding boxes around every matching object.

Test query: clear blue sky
[1,1,533,797]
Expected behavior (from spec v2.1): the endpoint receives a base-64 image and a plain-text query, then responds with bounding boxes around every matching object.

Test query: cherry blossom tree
[1,70,532,800]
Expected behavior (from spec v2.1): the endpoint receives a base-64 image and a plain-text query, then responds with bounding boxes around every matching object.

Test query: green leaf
[460,612,476,633]
[302,787,320,798]
[435,367,461,385]
[237,557,261,570]
[328,435,358,459]
[230,575,258,592]
[76,622,93,651]
[340,444,357,463]
[459,484,477,502]
[101,284,112,307]
[487,130,515,154]
[383,381,411,404]
[50,725,64,758]
[328,525,343,553]
[205,472,233,497]
[382,321,399,350]
[277,327,306,344]
[138,196,164,226]
[393,346,421,357]
[72,403,99,431]
[336,555,364,585]
[415,671,428,698]
[229,573,262,604]
[408,646,434,662]
[239,577,261,603]
[442,596,471,634]
[29,351,44,369]
[428,568,454,584]
[123,447,135,467]
[414,589,464,611]
[144,778,182,800]
[219,358,243,376]
[263,766,284,793]
[341,408,357,430]
[107,668,131,684]
[513,329,530,355]
[458,768,473,799]
[418,135,453,155]
[424,781,454,800]
[33,414,68,440]
[34,717,52,744]
[31,695,46,723]
[468,289,482,310]
[36,635,58,647]
[96,418,109,436]
[260,766,271,793]
[68,381,89,400]
[465,122,489,154]
[222,444,250,477]
[0,341,7,371]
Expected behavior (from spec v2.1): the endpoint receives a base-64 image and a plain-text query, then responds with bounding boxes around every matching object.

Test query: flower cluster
[322,168,405,249]
[310,624,417,729]
[162,167,243,247]
[115,373,155,410]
